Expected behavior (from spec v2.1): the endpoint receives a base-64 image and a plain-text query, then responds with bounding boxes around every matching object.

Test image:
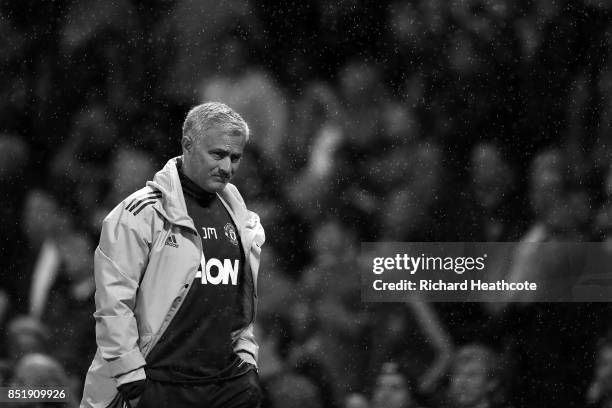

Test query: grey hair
[182,102,250,144]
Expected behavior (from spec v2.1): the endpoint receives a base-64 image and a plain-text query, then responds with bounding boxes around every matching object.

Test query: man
[371,362,419,408]
[80,102,265,408]
[446,344,506,408]
[587,336,612,408]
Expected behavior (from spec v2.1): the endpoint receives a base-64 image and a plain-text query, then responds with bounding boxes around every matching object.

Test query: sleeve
[93,204,151,383]
[234,323,259,366]
[234,212,265,367]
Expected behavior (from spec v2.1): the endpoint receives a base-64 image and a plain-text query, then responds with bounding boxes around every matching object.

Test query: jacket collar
[146,157,193,231]
[146,156,256,251]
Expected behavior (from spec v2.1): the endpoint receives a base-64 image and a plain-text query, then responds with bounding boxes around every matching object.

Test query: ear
[182,136,192,152]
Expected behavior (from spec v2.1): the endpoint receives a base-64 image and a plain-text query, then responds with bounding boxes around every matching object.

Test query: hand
[308,124,343,177]
[118,379,146,408]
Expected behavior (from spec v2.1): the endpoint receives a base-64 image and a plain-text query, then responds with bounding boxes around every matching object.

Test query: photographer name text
[372,279,537,291]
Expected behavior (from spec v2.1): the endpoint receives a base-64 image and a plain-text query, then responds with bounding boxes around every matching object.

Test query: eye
[231,156,241,163]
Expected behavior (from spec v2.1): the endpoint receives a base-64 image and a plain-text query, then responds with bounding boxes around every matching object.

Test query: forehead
[599,346,612,361]
[376,373,407,388]
[198,126,246,151]
[453,358,488,375]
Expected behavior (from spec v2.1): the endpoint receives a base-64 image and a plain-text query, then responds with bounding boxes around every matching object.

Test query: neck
[177,158,216,205]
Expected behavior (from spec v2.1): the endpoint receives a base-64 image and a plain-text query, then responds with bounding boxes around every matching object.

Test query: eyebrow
[209,148,242,158]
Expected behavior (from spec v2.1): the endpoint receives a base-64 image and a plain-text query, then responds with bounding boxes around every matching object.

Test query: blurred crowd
[2,0,612,407]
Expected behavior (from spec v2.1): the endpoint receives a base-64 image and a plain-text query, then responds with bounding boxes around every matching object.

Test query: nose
[218,157,231,176]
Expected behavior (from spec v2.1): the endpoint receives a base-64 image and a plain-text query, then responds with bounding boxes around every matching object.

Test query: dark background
[2,0,612,407]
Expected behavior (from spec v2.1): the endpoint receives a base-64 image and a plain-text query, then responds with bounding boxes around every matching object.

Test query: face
[448,359,492,407]
[595,346,612,396]
[22,191,65,246]
[605,166,612,198]
[344,393,370,408]
[59,232,93,280]
[311,221,351,263]
[182,125,246,193]
[471,144,512,210]
[8,332,44,361]
[529,167,563,215]
[372,373,412,408]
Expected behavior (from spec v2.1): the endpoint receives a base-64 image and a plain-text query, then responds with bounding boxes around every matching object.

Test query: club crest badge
[224,223,238,246]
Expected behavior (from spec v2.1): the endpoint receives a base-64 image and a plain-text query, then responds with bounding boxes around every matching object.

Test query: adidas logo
[165,235,179,248]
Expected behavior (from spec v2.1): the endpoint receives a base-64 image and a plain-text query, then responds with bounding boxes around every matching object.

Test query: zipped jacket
[80,157,265,408]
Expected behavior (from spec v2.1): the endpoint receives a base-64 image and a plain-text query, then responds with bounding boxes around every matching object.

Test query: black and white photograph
[1,1,612,407]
